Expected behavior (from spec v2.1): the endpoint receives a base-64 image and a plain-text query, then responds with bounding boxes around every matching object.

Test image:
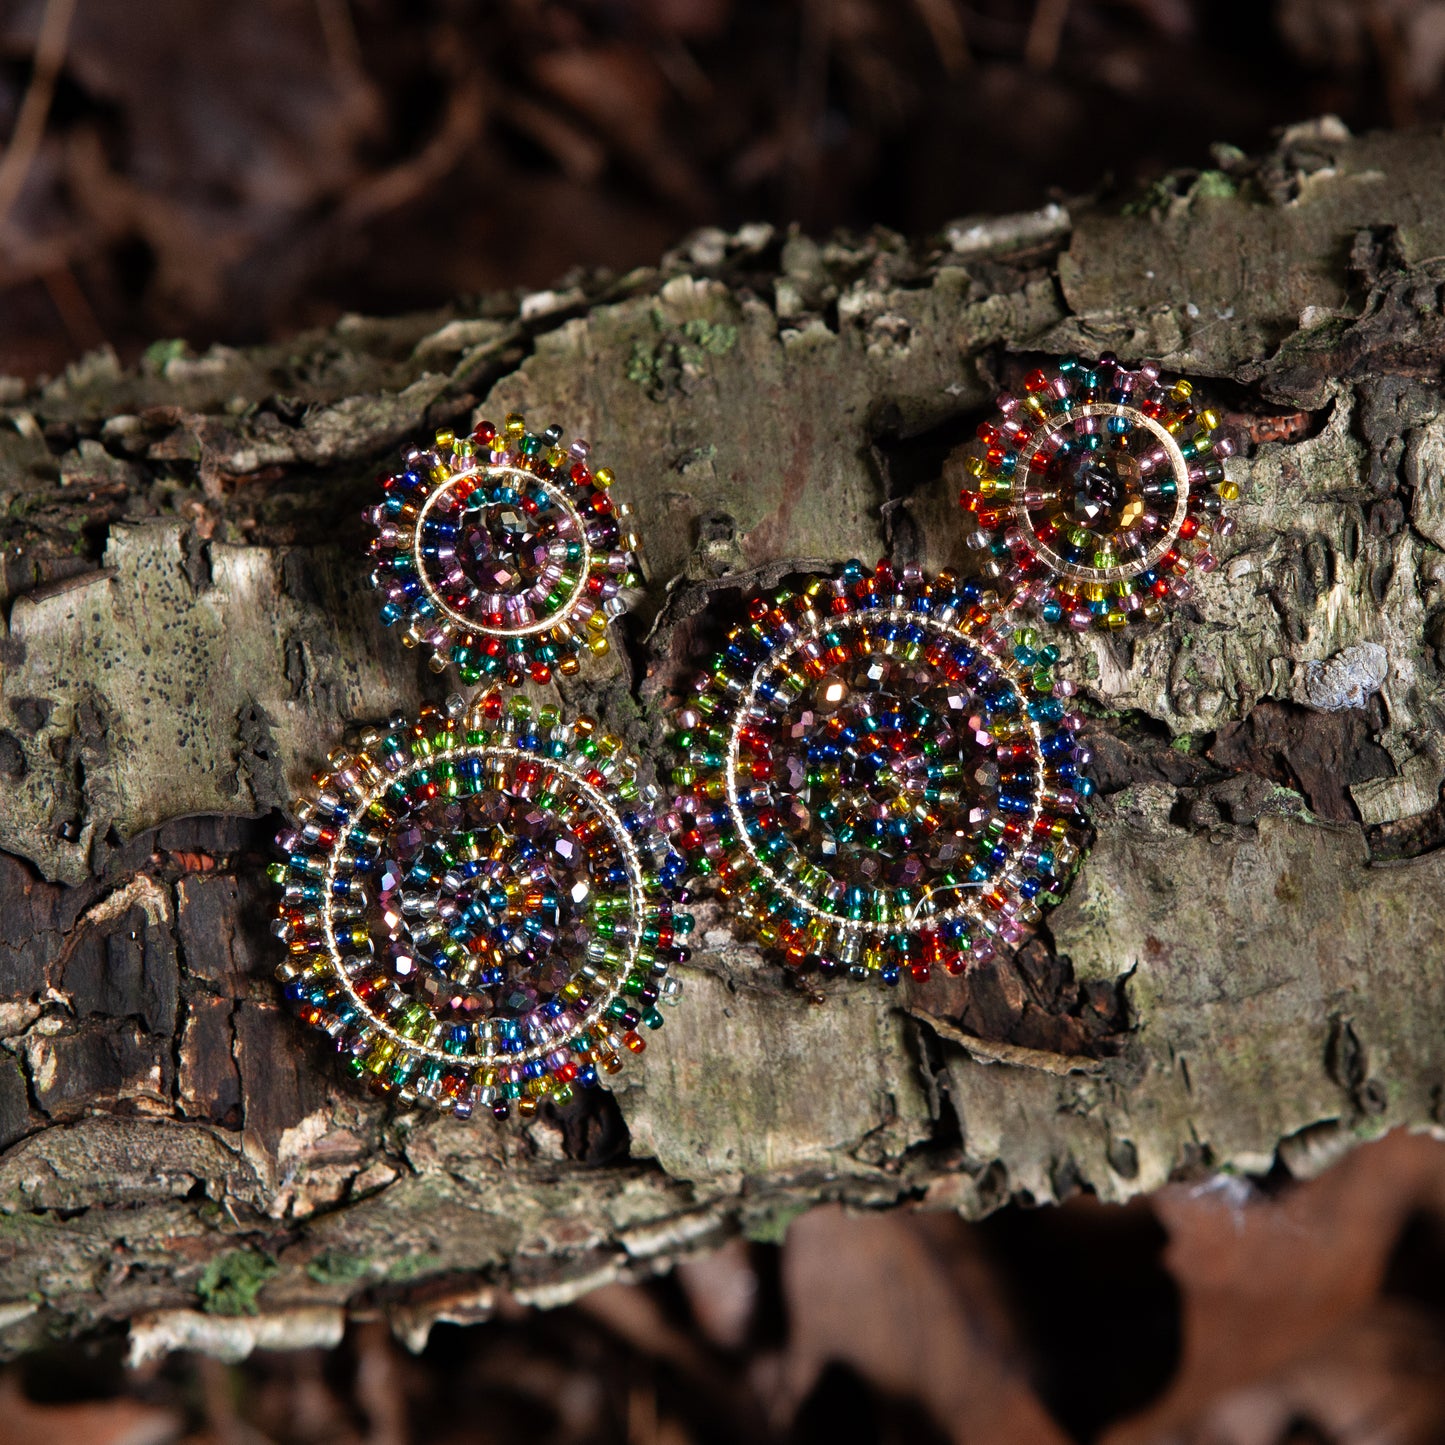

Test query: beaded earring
[669,562,1090,986]
[958,357,1237,632]
[271,693,690,1118]
[367,413,643,686]
[272,419,689,1119]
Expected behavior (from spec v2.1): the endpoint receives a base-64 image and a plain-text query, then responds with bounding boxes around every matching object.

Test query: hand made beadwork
[271,692,691,1118]
[958,357,1237,631]
[670,561,1091,985]
[367,414,642,686]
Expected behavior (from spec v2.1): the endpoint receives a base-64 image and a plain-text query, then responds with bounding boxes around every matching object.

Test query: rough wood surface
[0,117,1442,1361]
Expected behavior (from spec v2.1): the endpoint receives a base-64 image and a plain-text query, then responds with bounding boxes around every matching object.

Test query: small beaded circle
[367,413,642,686]
[271,693,691,1118]
[670,561,1091,985]
[959,357,1237,631]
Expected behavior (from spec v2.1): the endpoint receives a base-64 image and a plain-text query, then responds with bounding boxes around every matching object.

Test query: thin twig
[1363,0,1416,130]
[0,0,79,232]
[1023,0,1070,73]
[912,0,970,75]
[316,0,364,79]
[910,1008,1106,1076]
[339,74,484,227]
[40,262,105,354]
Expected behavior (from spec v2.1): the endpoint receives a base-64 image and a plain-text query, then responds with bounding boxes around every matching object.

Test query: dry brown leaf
[1105,1131,1445,1444]
[772,1204,1071,1445]
[1165,1301,1445,1445]
[0,1373,181,1445]
[674,1237,759,1352]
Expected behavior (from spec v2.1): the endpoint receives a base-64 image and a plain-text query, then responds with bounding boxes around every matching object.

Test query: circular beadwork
[670,561,1091,985]
[368,414,642,686]
[959,357,1237,631]
[271,693,691,1118]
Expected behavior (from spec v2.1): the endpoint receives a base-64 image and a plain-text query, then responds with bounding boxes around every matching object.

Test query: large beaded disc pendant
[958,357,1237,631]
[271,693,691,1118]
[670,562,1091,986]
[367,414,642,686]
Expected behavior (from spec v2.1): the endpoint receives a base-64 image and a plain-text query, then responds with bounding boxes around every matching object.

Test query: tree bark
[0,116,1442,1362]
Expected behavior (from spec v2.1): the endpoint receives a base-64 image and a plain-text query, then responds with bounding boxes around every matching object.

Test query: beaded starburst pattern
[367,414,642,686]
[670,562,1091,986]
[271,693,691,1118]
[959,357,1237,631]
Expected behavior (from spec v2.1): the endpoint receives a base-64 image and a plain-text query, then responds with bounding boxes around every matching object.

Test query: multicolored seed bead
[670,561,1091,986]
[959,357,1237,631]
[270,692,691,1118]
[367,414,642,686]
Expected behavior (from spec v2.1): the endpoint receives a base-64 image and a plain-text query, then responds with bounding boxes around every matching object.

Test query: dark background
[3,1,1445,1443]
[1,0,1443,379]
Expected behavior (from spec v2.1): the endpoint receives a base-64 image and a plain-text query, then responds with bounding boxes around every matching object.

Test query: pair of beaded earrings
[271,358,1235,1119]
